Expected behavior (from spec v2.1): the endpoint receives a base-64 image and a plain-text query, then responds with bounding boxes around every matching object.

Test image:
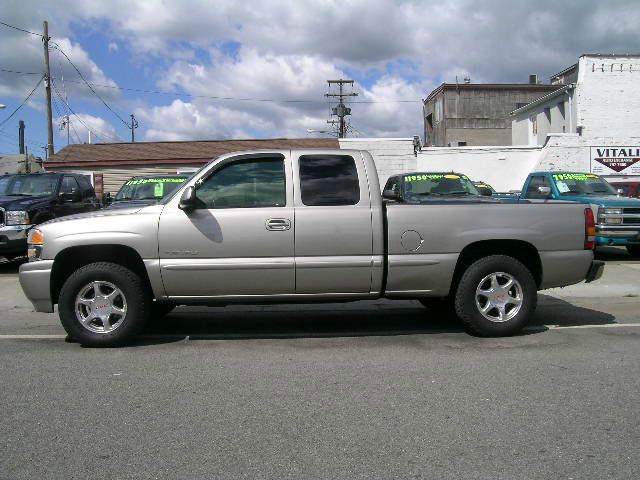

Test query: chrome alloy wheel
[474,272,523,323]
[75,281,127,334]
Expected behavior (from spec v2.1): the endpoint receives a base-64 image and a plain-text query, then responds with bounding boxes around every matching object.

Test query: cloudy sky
[1,0,639,154]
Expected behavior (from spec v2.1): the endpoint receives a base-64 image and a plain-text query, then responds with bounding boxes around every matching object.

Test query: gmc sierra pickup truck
[19,150,604,346]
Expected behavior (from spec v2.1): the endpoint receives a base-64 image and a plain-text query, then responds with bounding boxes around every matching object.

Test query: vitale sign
[590,147,640,175]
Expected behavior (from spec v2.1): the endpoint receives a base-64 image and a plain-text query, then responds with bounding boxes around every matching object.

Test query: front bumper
[0,225,29,255]
[19,260,54,313]
[585,260,605,283]
[596,224,640,246]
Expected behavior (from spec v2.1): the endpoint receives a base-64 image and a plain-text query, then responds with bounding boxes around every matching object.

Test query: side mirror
[382,189,400,201]
[617,188,624,196]
[178,186,197,211]
[102,192,112,205]
[537,186,551,197]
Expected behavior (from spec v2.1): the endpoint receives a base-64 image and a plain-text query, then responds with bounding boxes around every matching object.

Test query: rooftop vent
[529,74,539,84]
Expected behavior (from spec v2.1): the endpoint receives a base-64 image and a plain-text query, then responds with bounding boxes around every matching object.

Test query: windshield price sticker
[125,178,186,186]
[553,173,599,182]
[404,174,465,182]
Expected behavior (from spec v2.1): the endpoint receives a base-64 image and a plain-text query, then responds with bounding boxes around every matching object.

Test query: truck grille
[0,208,4,227]
[622,207,640,225]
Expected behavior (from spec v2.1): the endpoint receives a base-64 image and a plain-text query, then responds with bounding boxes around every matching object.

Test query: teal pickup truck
[520,172,640,256]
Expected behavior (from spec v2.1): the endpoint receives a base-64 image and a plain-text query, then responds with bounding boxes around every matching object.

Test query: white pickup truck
[20,149,603,346]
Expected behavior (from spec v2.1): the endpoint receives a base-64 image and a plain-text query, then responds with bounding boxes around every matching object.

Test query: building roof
[47,138,340,167]
[424,82,560,104]
[510,83,575,116]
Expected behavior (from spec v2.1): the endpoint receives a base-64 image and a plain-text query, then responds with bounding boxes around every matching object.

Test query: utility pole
[130,113,138,142]
[325,79,358,138]
[43,21,54,158]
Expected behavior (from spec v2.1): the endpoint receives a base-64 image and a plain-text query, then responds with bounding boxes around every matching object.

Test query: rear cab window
[298,154,360,206]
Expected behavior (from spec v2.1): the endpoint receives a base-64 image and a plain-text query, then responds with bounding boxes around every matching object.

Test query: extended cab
[0,172,100,260]
[20,150,603,346]
[520,172,640,256]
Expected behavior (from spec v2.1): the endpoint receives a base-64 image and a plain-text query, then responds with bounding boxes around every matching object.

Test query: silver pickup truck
[19,149,604,346]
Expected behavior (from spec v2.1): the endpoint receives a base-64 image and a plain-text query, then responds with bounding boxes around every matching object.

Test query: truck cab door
[292,151,375,294]
[157,153,295,298]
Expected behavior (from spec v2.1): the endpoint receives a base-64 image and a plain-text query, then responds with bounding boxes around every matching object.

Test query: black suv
[0,172,100,259]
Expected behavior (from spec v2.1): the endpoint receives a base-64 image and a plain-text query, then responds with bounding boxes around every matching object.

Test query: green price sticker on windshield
[154,183,164,197]
[553,173,599,182]
[404,174,445,182]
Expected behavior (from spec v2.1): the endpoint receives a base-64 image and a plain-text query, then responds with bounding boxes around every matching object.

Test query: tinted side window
[299,155,360,206]
[76,175,95,198]
[526,176,551,199]
[196,158,286,209]
[61,176,80,195]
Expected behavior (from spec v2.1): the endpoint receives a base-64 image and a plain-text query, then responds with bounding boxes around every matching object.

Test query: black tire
[454,255,537,337]
[58,262,151,346]
[626,245,640,258]
[150,302,175,319]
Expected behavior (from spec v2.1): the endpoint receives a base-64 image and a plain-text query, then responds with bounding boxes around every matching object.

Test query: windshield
[403,173,480,198]
[552,173,618,196]
[114,177,187,201]
[0,175,58,197]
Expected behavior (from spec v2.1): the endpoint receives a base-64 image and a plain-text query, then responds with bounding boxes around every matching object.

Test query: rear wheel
[626,245,640,258]
[454,255,537,337]
[58,262,150,346]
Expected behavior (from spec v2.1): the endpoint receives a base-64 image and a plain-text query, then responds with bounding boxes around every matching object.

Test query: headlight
[604,208,622,215]
[27,228,44,261]
[5,210,30,226]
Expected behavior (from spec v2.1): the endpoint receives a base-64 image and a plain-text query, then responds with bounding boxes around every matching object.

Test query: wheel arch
[51,244,152,305]
[450,240,542,294]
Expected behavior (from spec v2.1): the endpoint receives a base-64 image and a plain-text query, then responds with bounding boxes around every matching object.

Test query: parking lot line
[1,322,640,340]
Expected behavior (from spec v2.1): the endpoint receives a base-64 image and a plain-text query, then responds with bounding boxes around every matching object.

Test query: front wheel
[454,255,537,337]
[627,245,640,258]
[58,262,151,346]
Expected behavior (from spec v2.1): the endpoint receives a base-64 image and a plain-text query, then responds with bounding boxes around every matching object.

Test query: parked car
[472,181,497,197]
[519,172,640,256]
[20,150,602,346]
[0,172,100,260]
[608,181,639,198]
[384,172,492,201]
[106,174,188,209]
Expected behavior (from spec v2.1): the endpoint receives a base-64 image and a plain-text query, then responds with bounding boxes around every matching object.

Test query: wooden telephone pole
[43,20,54,158]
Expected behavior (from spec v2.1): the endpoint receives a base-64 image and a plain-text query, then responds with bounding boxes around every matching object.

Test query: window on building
[299,154,360,206]
[195,157,286,209]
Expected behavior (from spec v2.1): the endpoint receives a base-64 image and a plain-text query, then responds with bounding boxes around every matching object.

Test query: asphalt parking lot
[0,247,638,479]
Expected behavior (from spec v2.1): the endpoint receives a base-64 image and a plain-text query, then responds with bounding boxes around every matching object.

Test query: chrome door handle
[266,218,291,231]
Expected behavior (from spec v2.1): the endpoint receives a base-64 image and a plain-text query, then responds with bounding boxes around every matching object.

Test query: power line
[50,43,132,128]
[51,79,110,143]
[0,67,42,75]
[1,67,421,104]
[0,20,43,37]
[0,75,44,130]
